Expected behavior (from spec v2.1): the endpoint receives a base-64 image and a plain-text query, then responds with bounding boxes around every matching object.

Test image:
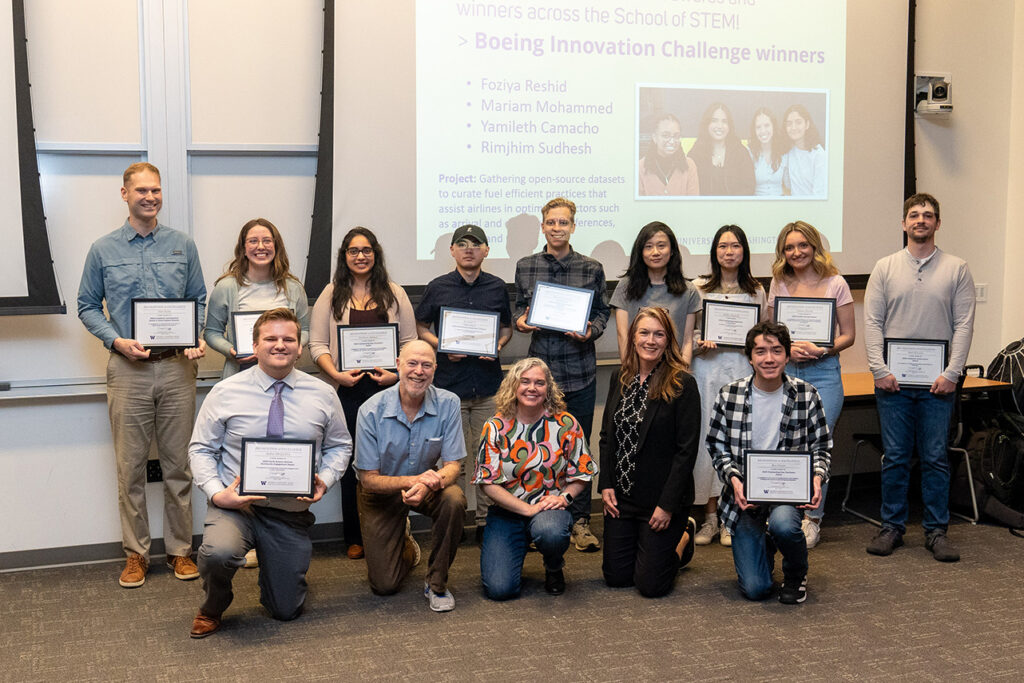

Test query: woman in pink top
[768,220,855,548]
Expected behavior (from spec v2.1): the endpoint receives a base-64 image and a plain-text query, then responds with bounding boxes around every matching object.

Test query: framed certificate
[773,297,836,347]
[743,449,812,505]
[230,309,269,358]
[131,298,198,348]
[240,438,316,497]
[700,300,760,348]
[337,323,399,371]
[884,338,948,388]
[526,281,594,335]
[438,307,500,356]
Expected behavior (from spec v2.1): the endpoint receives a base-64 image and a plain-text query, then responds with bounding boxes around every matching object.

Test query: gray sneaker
[925,530,960,562]
[866,527,904,556]
[694,518,719,546]
[571,518,600,552]
[424,582,456,612]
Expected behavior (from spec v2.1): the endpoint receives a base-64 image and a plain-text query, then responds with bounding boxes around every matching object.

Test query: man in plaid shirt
[707,321,831,604]
[514,197,610,552]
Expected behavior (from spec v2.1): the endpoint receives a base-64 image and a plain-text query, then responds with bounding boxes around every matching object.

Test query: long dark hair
[330,227,396,319]
[701,224,761,296]
[784,104,824,151]
[749,107,786,173]
[621,221,688,300]
[216,218,299,292]
[688,102,743,160]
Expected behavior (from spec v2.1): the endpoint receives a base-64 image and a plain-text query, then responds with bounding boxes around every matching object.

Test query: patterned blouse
[474,411,596,505]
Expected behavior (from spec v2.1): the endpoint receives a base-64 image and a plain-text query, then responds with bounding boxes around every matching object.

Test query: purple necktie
[266,381,285,437]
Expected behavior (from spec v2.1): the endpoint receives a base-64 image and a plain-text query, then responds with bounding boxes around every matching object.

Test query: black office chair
[841,366,981,526]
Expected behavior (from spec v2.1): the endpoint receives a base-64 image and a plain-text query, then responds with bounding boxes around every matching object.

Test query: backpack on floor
[951,410,1024,528]
[987,339,1024,414]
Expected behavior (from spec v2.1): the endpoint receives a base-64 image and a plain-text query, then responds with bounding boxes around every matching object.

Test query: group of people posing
[78,163,974,639]
[639,102,827,197]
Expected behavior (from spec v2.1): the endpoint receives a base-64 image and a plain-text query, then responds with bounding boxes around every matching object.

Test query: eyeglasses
[453,240,483,250]
[245,237,274,247]
[543,218,572,227]
[346,247,374,257]
[655,133,681,141]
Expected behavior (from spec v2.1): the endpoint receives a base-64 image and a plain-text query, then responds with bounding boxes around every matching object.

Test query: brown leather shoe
[346,543,365,560]
[166,554,199,580]
[190,612,220,639]
[119,553,148,588]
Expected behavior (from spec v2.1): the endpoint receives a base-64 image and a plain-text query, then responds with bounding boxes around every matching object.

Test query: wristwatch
[561,492,575,505]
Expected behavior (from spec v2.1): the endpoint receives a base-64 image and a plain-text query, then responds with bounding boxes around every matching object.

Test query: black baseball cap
[451,224,488,246]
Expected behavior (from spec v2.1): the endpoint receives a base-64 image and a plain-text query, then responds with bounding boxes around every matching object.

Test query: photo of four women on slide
[206,209,850,599]
[639,101,826,197]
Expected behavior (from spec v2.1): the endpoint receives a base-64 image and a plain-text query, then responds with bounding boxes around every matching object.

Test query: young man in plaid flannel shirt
[707,320,831,604]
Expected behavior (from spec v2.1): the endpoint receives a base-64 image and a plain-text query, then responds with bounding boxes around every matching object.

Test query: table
[842,372,1010,402]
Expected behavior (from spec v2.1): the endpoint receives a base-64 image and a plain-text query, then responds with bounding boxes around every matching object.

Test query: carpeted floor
[5,509,1024,682]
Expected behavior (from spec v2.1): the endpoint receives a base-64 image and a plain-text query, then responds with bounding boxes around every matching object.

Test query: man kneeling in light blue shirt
[188,308,352,638]
[356,340,467,612]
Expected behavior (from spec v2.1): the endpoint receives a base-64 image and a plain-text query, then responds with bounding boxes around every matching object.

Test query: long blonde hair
[619,307,689,402]
[770,220,839,282]
[494,358,566,419]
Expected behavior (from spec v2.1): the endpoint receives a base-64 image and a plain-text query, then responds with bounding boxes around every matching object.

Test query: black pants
[602,512,685,598]
[337,376,385,545]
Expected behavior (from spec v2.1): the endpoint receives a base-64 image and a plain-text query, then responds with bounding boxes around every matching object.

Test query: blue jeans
[563,381,596,523]
[786,355,843,521]
[480,505,572,600]
[730,505,806,601]
[875,387,955,533]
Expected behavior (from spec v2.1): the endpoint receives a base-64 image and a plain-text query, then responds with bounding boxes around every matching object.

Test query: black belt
[139,348,182,362]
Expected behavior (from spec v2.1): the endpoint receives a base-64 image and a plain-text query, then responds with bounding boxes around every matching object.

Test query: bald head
[399,339,436,362]
[397,339,436,403]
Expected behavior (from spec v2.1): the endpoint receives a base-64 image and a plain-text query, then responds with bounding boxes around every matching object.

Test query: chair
[841,367,981,526]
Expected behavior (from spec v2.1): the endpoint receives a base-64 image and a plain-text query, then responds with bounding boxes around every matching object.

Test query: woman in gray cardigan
[204,218,309,380]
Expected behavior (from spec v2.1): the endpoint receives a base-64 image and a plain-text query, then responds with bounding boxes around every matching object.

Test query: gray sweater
[864,247,975,382]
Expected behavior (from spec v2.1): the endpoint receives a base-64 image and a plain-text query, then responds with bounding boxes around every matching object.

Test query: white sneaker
[802,517,821,549]
[424,582,455,612]
[243,548,258,568]
[720,526,732,547]
[694,518,718,546]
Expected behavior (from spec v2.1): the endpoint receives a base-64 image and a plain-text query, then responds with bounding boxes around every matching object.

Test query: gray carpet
[5,517,1024,682]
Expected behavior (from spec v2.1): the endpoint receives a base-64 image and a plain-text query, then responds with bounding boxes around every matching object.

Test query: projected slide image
[409,0,845,268]
[637,86,828,199]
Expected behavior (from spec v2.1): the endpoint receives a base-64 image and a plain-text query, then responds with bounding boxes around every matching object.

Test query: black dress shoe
[544,569,566,595]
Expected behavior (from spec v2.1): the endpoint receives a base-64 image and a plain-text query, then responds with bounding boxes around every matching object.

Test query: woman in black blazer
[599,306,701,597]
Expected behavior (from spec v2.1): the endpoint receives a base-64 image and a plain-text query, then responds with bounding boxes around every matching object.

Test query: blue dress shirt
[355,384,466,476]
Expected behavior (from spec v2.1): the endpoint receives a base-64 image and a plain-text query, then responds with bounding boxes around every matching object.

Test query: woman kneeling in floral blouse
[474,358,596,599]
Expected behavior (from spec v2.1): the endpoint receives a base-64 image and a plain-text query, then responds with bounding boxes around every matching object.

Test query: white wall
[914,0,1018,364]
[1,0,1020,563]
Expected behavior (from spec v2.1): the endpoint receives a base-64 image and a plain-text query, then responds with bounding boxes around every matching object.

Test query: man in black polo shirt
[416,224,513,540]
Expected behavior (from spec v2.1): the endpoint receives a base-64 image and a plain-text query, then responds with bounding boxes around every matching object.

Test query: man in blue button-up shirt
[77,163,207,589]
[355,340,467,612]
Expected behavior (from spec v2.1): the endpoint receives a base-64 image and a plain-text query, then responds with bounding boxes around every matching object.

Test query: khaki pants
[106,351,196,559]
[357,482,466,595]
[458,394,496,524]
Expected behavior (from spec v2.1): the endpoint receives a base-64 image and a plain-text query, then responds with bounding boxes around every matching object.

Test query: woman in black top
[688,102,755,196]
[599,306,701,597]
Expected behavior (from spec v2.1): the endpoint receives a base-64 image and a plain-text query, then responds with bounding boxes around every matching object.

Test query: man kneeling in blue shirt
[356,340,467,612]
[188,308,352,637]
